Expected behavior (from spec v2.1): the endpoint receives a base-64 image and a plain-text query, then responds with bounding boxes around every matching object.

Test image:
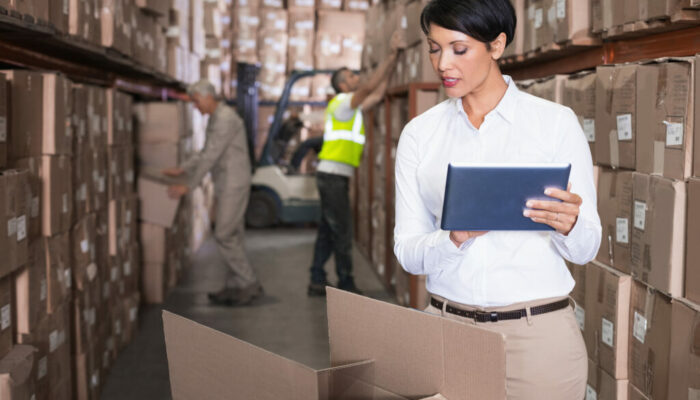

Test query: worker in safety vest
[308,30,406,296]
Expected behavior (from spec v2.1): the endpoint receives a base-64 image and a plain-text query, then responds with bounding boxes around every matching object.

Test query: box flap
[327,288,506,399]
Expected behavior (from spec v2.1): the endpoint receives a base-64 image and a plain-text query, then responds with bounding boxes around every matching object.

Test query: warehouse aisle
[100,227,395,399]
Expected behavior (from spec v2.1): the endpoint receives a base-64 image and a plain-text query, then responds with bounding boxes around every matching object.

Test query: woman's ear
[490,33,507,60]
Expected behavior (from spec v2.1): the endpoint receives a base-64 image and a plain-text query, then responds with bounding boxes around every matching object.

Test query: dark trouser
[310,172,354,286]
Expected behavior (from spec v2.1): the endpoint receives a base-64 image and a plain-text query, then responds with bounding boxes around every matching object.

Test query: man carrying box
[164,80,262,306]
[307,31,406,297]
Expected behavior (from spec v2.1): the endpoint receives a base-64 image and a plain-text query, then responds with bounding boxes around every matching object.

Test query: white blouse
[393,76,601,307]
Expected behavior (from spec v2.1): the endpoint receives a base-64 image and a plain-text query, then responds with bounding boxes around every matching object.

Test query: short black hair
[420,0,516,47]
[331,67,350,94]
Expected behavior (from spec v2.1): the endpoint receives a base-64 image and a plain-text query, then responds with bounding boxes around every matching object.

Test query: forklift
[234,64,335,228]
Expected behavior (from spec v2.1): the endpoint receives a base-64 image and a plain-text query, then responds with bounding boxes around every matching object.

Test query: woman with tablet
[393,0,601,398]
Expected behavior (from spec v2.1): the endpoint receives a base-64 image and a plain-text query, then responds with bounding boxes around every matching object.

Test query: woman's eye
[428,47,440,54]
[454,48,467,55]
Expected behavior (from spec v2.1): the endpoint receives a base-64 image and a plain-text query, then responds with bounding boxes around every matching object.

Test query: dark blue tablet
[440,163,572,231]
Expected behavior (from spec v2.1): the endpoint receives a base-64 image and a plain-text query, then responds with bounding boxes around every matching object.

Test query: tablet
[440,163,572,231]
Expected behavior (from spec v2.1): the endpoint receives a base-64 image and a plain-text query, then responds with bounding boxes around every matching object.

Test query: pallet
[602,9,700,40]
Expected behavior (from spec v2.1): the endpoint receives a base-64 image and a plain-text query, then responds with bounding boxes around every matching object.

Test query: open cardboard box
[163,288,506,400]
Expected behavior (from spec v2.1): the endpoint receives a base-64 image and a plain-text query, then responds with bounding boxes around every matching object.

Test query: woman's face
[427,24,497,98]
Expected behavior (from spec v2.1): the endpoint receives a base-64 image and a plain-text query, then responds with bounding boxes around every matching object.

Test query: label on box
[92,171,99,183]
[556,0,566,19]
[616,114,633,141]
[615,218,629,243]
[0,116,6,142]
[124,261,131,276]
[62,0,68,14]
[49,330,59,352]
[633,311,648,343]
[111,160,117,175]
[601,318,614,347]
[665,121,683,146]
[130,307,137,322]
[64,268,72,288]
[81,239,89,253]
[38,357,47,379]
[111,267,118,282]
[80,183,87,201]
[8,217,16,237]
[583,119,595,142]
[574,304,585,331]
[87,263,97,281]
[40,278,47,301]
[534,8,543,28]
[103,281,110,299]
[31,197,39,218]
[62,193,68,214]
[91,372,99,388]
[99,177,105,193]
[689,388,700,400]
[117,115,124,132]
[115,320,122,335]
[634,201,646,231]
[126,210,132,224]
[585,385,597,400]
[1,305,11,330]
[17,215,26,241]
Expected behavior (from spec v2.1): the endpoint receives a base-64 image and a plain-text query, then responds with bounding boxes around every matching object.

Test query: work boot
[207,288,239,306]
[230,281,264,305]
[307,281,332,297]
[337,280,363,296]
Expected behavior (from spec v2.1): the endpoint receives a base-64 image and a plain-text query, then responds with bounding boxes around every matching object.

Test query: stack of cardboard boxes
[518,54,700,399]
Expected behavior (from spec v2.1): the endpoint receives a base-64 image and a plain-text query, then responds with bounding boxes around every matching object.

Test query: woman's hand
[524,183,581,235]
[449,230,488,248]
[162,167,184,177]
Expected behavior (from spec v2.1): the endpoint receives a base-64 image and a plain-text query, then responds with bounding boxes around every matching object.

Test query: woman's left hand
[523,182,582,235]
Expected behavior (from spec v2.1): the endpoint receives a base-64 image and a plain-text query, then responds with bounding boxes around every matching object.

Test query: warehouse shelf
[501,25,700,80]
[0,7,184,98]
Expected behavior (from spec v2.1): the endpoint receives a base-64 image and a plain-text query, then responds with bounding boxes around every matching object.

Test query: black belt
[430,297,570,323]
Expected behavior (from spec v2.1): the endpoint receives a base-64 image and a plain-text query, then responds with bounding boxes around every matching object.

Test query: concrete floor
[101,227,395,399]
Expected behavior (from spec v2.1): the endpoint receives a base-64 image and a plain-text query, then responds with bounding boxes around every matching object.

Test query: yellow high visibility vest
[317,93,365,168]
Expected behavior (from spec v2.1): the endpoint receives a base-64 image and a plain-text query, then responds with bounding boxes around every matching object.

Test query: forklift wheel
[246,190,279,228]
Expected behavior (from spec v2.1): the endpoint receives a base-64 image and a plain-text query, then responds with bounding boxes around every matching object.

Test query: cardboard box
[47,303,71,400]
[101,0,133,56]
[552,0,591,43]
[0,277,12,360]
[133,102,188,144]
[14,240,48,339]
[288,10,315,72]
[315,10,365,70]
[0,174,9,278]
[44,233,72,315]
[629,382,651,400]
[695,54,700,177]
[232,7,260,63]
[163,288,506,399]
[49,0,69,33]
[635,58,695,180]
[0,345,36,400]
[71,214,97,292]
[141,262,167,304]
[90,150,108,213]
[0,72,7,168]
[687,178,700,304]
[260,8,287,32]
[72,283,100,357]
[584,261,631,379]
[317,0,342,9]
[288,0,314,8]
[73,149,92,222]
[137,172,181,228]
[74,344,100,400]
[596,168,634,273]
[70,0,100,44]
[0,170,28,278]
[630,173,685,297]
[86,86,107,150]
[106,89,133,147]
[586,359,628,400]
[595,64,638,170]
[629,282,700,399]
[562,70,596,160]
[15,314,48,399]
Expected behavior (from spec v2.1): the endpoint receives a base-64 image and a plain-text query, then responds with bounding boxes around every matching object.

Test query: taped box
[163,288,506,399]
[137,167,182,228]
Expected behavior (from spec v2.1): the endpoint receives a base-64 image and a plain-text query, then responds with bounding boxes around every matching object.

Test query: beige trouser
[425,295,587,400]
[214,187,258,288]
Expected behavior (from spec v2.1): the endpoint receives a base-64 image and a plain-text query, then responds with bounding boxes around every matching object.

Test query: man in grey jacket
[164,79,262,306]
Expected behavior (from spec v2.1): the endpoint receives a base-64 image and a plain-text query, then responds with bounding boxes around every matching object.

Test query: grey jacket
[181,103,251,194]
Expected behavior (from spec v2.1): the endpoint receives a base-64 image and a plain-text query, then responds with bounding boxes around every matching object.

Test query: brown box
[563,70,596,160]
[16,314,48,399]
[14,240,48,339]
[315,10,365,70]
[0,171,27,278]
[44,233,71,315]
[695,53,700,177]
[596,168,634,273]
[343,0,369,11]
[106,89,133,147]
[133,102,188,144]
[86,86,107,150]
[74,149,92,222]
[47,303,71,399]
[163,288,506,399]
[232,7,260,63]
[50,0,69,33]
[584,261,631,379]
[638,0,697,20]
[90,150,108,213]
[137,173,181,228]
[72,283,100,357]
[0,344,36,400]
[635,58,695,180]
[0,175,9,278]
[595,64,638,170]
[288,0,314,8]
[552,0,591,43]
[71,214,97,292]
[687,178,700,304]
[288,10,315,72]
[0,72,7,168]
[667,298,700,400]
[260,8,287,32]
[70,0,100,44]
[317,0,342,9]
[142,262,167,304]
[0,277,12,360]
[74,344,100,400]
[586,359,629,400]
[630,173,685,297]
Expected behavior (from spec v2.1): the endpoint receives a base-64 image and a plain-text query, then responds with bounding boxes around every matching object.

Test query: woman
[393,1,601,398]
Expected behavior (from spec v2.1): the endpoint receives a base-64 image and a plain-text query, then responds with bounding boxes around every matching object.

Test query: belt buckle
[474,311,499,322]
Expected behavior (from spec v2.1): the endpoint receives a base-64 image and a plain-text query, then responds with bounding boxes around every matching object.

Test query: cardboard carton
[72,282,100,357]
[695,54,700,177]
[315,10,365,70]
[503,0,525,58]
[687,178,700,304]
[586,359,628,400]
[49,0,69,33]
[71,214,97,292]
[667,298,700,399]
[14,240,48,339]
[133,102,188,144]
[137,171,181,228]
[0,170,27,278]
[629,382,651,399]
[0,277,12,360]
[635,58,695,180]
[630,173,685,297]
[317,0,342,9]
[163,288,506,399]
[595,64,638,170]
[90,150,108,213]
[73,149,92,222]
[16,314,48,399]
[288,10,315,72]
[101,0,134,56]
[44,233,72,315]
[0,345,36,400]
[596,168,634,273]
[0,174,9,278]
[288,0,315,8]
[74,343,101,400]
[563,70,596,160]
[106,89,133,147]
[550,0,591,43]
[566,262,587,333]
[47,303,71,400]
[0,72,6,168]
[584,261,631,379]
[141,262,167,304]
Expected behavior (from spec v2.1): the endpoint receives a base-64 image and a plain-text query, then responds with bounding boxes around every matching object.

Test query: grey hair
[187,79,217,98]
